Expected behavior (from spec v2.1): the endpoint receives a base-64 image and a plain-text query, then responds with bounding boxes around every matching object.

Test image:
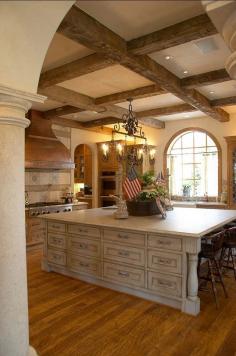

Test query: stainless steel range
[27,202,73,217]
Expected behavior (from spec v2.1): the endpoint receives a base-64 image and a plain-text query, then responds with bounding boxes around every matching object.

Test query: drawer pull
[118,233,129,239]
[78,243,88,249]
[79,262,90,268]
[157,240,171,245]
[118,250,130,257]
[158,280,174,288]
[79,229,88,234]
[118,271,129,277]
[159,258,171,264]
[51,225,60,229]
[53,237,62,244]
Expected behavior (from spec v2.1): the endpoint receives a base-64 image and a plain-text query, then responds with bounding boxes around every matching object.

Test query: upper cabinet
[74,144,92,187]
[225,136,236,208]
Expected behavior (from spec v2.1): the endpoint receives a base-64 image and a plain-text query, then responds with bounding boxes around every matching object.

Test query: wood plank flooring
[28,250,236,356]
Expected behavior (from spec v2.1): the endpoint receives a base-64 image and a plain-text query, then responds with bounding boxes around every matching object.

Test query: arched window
[166,129,220,198]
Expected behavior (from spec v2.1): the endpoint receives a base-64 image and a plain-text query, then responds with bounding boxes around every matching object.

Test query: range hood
[25,110,75,170]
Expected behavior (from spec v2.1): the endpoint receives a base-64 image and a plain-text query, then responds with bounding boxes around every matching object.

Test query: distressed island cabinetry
[41,208,236,315]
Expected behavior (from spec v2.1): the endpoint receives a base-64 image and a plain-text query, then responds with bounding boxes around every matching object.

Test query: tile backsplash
[25,124,73,204]
[25,171,71,203]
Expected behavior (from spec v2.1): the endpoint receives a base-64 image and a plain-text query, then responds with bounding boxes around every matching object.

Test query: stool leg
[220,247,226,269]
[208,259,219,308]
[214,257,228,298]
[230,248,236,281]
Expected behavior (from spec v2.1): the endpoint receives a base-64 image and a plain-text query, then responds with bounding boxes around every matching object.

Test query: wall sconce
[137,148,144,164]
[116,143,124,162]
[149,148,156,165]
[101,143,109,161]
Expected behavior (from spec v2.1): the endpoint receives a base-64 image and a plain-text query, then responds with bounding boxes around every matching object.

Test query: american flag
[123,166,141,200]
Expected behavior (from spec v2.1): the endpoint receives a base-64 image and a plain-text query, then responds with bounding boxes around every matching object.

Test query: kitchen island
[41,207,236,315]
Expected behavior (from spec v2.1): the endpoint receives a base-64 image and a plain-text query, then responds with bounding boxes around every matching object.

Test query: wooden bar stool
[198,230,228,308]
[220,227,236,280]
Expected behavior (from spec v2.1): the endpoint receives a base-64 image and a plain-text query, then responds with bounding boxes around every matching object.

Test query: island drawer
[148,234,182,252]
[103,262,145,288]
[103,242,145,266]
[68,236,101,258]
[47,248,66,266]
[148,271,182,297]
[48,233,66,250]
[103,229,145,246]
[68,224,100,239]
[68,254,101,277]
[48,222,66,233]
[147,250,182,274]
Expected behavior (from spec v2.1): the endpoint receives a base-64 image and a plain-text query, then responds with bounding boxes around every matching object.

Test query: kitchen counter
[41,207,236,316]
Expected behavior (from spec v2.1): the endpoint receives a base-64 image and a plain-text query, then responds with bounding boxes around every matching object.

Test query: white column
[182,238,201,316]
[202,1,236,78]
[0,87,44,356]
[187,254,199,301]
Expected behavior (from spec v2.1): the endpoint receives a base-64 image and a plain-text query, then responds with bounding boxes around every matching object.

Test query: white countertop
[40,207,236,238]
[172,201,227,208]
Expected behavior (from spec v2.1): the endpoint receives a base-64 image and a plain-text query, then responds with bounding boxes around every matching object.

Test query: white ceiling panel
[76,1,204,41]
[157,111,206,122]
[198,80,236,99]
[117,93,184,111]
[59,65,153,98]
[42,33,94,72]
[62,110,114,123]
[149,34,231,78]
[224,106,236,114]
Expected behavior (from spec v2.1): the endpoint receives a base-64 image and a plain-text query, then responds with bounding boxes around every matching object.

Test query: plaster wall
[142,114,236,184]
[71,114,236,201]
[0,1,74,93]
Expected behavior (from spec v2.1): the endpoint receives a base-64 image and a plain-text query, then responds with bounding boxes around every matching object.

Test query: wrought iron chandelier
[101,98,156,166]
[113,98,146,140]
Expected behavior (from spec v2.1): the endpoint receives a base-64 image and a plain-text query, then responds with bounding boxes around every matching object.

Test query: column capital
[0,84,46,128]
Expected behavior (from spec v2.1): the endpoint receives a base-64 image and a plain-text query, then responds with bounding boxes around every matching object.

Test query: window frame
[163,128,222,200]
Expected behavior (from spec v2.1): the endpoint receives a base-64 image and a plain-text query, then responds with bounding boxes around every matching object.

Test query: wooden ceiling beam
[82,117,121,128]
[44,105,83,118]
[56,5,229,122]
[57,4,126,61]
[95,84,166,105]
[122,55,229,122]
[39,53,117,89]
[211,96,236,107]
[39,86,103,112]
[181,69,231,89]
[127,14,217,55]
[50,116,112,135]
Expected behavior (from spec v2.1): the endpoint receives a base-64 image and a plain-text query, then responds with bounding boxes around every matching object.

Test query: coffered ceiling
[34,1,236,128]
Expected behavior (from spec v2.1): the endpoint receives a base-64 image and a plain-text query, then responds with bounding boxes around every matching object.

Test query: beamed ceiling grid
[38,4,236,130]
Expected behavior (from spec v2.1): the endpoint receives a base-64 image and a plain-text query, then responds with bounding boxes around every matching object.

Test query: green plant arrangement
[126,171,170,216]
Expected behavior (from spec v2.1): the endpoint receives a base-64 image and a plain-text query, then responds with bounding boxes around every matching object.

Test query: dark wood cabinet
[225,136,236,208]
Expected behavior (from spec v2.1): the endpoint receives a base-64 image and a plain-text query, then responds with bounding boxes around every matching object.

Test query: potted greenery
[126,171,169,216]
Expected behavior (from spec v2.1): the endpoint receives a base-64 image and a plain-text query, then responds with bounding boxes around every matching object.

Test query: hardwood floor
[28,250,236,356]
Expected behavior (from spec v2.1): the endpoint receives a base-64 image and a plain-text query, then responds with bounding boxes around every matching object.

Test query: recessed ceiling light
[210,91,215,94]
[165,55,172,60]
[183,70,188,75]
